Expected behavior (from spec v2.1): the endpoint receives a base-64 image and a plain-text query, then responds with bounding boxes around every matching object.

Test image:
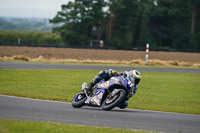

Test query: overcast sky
[0,0,72,18]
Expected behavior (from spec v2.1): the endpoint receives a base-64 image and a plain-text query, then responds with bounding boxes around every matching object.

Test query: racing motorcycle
[72,75,133,110]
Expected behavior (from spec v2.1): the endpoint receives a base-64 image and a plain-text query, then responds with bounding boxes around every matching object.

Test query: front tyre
[102,90,125,110]
[72,92,87,108]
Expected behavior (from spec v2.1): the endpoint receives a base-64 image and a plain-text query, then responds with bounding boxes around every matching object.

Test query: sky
[0,0,72,18]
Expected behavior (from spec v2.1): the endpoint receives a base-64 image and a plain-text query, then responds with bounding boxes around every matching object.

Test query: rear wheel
[72,92,87,108]
[102,90,125,110]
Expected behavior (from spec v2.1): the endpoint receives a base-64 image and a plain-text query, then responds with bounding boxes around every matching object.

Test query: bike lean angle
[72,75,133,110]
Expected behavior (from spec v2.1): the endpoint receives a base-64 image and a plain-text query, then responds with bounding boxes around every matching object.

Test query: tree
[50,0,200,51]
[148,0,200,51]
[50,0,107,46]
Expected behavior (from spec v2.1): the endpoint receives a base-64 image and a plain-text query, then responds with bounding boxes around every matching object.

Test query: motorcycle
[72,75,132,110]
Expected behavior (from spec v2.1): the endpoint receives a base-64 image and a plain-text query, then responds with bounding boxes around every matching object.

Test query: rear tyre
[102,90,125,110]
[72,92,87,108]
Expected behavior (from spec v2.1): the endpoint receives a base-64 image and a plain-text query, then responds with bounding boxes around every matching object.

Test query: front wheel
[72,91,87,108]
[102,89,125,110]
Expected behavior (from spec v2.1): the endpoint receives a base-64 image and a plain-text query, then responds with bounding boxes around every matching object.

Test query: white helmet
[127,70,142,86]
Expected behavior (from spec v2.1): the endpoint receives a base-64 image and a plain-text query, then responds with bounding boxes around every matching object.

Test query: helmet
[127,70,141,86]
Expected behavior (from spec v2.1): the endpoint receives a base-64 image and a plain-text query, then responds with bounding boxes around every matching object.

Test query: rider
[84,69,142,109]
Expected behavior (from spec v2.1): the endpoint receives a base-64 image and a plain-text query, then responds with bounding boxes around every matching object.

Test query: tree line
[0,30,61,46]
[50,0,200,52]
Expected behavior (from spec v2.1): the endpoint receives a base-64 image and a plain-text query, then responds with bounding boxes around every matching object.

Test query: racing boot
[82,81,96,96]
[84,70,106,95]
[85,81,96,96]
[85,74,102,95]
[118,101,128,109]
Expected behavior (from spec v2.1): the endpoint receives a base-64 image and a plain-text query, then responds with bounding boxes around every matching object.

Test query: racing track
[0,61,200,73]
[0,95,200,133]
[0,61,200,133]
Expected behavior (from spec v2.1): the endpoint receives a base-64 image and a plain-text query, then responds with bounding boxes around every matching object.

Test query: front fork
[82,82,89,98]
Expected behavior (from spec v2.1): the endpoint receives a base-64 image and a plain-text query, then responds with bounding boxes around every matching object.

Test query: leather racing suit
[86,69,138,108]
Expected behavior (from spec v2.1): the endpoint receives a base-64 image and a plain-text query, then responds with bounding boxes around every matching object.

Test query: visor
[135,78,140,85]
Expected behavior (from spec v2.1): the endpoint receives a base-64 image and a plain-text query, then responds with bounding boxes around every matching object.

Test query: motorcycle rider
[84,69,141,109]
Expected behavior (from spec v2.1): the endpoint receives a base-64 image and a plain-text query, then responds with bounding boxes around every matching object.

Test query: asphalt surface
[0,95,200,133]
[0,61,200,73]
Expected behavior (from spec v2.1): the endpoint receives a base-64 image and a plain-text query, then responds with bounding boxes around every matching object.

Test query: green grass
[0,119,154,133]
[0,69,200,114]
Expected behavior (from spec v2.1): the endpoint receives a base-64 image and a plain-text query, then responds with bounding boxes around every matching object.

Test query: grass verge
[1,57,200,69]
[0,69,200,114]
[0,119,155,133]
